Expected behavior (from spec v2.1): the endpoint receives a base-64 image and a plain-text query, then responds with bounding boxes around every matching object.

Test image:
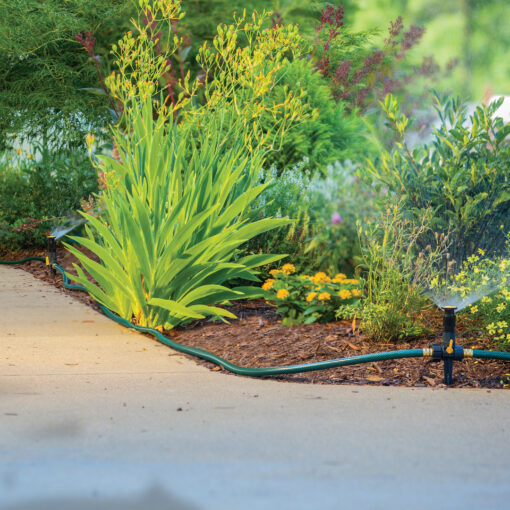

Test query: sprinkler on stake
[430,306,465,385]
[46,235,57,274]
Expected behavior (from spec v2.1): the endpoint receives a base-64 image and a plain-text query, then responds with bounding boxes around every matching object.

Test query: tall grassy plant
[65,97,289,328]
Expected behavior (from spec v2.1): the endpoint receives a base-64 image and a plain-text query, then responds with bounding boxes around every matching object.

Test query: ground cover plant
[261,263,362,325]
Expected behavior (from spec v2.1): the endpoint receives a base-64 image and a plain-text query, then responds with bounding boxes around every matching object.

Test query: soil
[4,247,510,389]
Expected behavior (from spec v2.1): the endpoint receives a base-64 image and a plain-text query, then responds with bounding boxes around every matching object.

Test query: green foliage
[259,59,364,174]
[66,97,289,329]
[364,93,510,254]
[355,206,434,342]
[261,265,362,325]
[245,161,378,276]
[0,150,97,253]
[467,285,510,351]
[0,0,132,150]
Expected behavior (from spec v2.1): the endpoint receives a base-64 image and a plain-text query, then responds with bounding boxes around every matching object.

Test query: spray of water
[50,216,86,240]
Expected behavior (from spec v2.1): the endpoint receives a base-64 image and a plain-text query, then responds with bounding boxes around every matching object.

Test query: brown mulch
[4,247,510,389]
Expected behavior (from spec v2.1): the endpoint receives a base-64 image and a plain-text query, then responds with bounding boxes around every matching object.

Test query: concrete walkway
[1,265,509,510]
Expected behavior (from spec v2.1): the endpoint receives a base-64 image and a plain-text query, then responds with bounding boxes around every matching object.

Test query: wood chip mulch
[4,247,510,389]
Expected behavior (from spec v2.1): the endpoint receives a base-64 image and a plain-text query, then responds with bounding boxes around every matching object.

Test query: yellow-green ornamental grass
[262,264,363,325]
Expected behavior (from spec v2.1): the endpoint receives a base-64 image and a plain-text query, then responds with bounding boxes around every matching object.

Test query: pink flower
[331,212,343,225]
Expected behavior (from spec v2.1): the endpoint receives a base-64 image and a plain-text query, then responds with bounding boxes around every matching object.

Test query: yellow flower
[306,292,317,302]
[27,154,33,159]
[496,303,507,313]
[269,269,282,277]
[318,292,331,301]
[334,273,346,280]
[352,288,362,298]
[276,289,290,299]
[17,148,22,154]
[313,272,328,282]
[86,132,96,153]
[343,279,359,285]
[281,263,295,274]
[470,305,478,314]
[262,279,274,290]
[339,289,352,300]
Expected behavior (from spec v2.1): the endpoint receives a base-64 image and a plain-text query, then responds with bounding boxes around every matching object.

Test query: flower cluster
[469,286,510,349]
[261,265,363,325]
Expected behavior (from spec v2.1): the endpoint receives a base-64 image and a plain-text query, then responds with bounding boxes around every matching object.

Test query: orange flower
[262,279,274,290]
[276,289,290,299]
[306,292,317,302]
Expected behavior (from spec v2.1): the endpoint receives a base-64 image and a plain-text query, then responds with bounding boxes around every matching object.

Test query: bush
[258,58,364,175]
[364,93,510,257]
[354,206,436,342]
[0,149,97,253]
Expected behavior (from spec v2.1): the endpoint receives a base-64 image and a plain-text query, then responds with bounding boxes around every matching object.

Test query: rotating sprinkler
[427,306,466,385]
[1,239,510,386]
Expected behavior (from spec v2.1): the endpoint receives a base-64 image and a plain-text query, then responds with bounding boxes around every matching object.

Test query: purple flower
[331,212,343,225]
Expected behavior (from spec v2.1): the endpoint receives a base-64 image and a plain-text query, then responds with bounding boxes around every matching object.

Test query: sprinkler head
[442,306,457,334]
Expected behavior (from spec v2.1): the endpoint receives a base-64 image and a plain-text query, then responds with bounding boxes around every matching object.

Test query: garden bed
[4,247,509,389]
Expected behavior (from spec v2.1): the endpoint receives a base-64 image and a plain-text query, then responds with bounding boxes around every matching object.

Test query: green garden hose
[2,257,509,377]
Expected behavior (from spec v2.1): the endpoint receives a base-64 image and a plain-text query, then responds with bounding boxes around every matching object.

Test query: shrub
[262,264,362,325]
[256,58,364,175]
[364,93,510,255]
[0,149,97,253]
[66,97,289,329]
[354,206,437,342]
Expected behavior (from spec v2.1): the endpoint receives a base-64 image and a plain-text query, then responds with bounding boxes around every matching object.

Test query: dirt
[3,247,510,389]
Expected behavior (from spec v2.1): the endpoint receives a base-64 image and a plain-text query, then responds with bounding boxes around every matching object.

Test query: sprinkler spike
[47,235,57,274]
[441,306,457,385]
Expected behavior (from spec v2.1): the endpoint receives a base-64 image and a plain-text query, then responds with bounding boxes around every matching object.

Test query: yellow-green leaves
[67,96,289,328]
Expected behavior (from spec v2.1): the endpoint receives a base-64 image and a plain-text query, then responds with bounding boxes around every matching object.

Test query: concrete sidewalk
[1,265,509,510]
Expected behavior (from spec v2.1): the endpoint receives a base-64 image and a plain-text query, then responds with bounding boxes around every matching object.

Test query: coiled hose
[2,257,510,377]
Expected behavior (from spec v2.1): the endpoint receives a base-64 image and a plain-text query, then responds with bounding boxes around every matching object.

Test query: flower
[331,212,343,225]
[276,289,290,299]
[306,292,317,302]
[334,273,346,280]
[262,279,274,290]
[470,305,478,314]
[269,269,282,277]
[312,272,330,284]
[318,292,331,301]
[281,263,295,274]
[17,148,22,155]
[352,289,362,297]
[338,289,352,299]
[86,132,96,153]
[342,279,359,285]
[27,154,33,159]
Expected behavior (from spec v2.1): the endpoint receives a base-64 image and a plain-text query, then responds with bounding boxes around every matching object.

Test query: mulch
[4,247,510,389]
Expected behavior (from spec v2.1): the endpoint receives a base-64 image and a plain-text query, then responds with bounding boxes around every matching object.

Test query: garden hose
[2,257,510,379]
